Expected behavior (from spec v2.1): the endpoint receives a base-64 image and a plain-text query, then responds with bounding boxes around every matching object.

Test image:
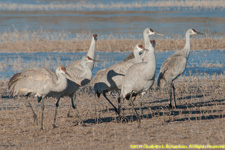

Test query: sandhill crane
[8,65,69,130]
[157,29,204,108]
[49,55,98,128]
[91,44,146,116]
[120,40,156,128]
[123,28,163,61]
[68,34,97,73]
[49,34,98,127]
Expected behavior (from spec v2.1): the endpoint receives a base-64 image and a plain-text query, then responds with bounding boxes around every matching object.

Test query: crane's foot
[116,115,128,123]
[137,119,141,128]
[73,120,85,126]
[52,123,58,129]
[128,102,136,106]
[67,113,73,118]
[169,103,176,109]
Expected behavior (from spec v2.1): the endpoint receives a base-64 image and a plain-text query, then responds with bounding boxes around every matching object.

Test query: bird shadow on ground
[77,98,225,125]
[149,94,204,105]
[99,94,205,113]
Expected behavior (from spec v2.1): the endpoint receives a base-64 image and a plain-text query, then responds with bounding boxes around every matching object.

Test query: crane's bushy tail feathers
[157,72,165,88]
[8,73,22,95]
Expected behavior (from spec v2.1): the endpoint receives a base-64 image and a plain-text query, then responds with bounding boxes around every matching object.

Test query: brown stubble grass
[0,73,225,149]
[1,38,224,53]
[0,31,224,52]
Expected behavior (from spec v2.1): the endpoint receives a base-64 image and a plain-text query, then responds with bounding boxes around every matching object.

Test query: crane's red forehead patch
[93,34,97,37]
[192,29,196,32]
[87,56,92,60]
[61,66,65,71]
[150,40,155,44]
[150,28,154,32]
[138,45,143,48]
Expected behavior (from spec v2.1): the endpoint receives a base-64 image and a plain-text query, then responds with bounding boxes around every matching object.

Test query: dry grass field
[1,37,225,53]
[0,29,224,53]
[0,74,224,149]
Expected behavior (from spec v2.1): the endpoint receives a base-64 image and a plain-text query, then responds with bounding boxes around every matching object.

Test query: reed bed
[0,29,224,53]
[0,0,225,11]
[0,73,224,149]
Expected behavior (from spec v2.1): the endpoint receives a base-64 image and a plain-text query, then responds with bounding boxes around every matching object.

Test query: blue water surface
[0,0,224,39]
[0,50,224,79]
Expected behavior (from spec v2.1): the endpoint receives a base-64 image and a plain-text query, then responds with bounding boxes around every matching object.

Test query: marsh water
[0,0,225,39]
[0,50,224,79]
[0,1,224,79]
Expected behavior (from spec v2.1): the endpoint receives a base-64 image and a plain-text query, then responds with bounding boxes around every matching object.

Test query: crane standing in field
[123,28,163,61]
[91,44,147,116]
[49,34,98,127]
[8,65,70,130]
[157,29,204,108]
[92,28,162,116]
[68,34,98,76]
[120,40,156,128]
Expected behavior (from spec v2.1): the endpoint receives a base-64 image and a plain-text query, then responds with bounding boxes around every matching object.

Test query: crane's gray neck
[86,37,96,70]
[133,48,142,63]
[143,33,150,49]
[53,72,67,92]
[146,44,156,63]
[87,37,96,59]
[81,60,91,77]
[144,44,156,79]
[141,34,150,61]
[183,31,191,58]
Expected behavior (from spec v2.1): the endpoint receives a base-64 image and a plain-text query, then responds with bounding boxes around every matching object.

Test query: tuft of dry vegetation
[0,74,225,149]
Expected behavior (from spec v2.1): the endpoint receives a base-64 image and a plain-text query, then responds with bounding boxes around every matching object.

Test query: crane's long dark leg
[103,92,120,116]
[128,93,141,128]
[118,97,121,115]
[169,84,173,108]
[139,95,143,119]
[53,98,60,128]
[169,83,176,109]
[172,83,177,108]
[41,98,45,130]
[128,96,137,106]
[67,105,72,117]
[27,99,38,125]
[70,94,83,124]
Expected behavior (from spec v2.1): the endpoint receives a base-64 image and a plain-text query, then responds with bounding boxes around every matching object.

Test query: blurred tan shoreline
[0,37,224,53]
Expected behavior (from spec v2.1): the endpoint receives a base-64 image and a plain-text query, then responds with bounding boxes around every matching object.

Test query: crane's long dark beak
[87,56,101,63]
[154,31,164,36]
[65,71,72,78]
[196,31,205,35]
[93,59,101,62]
[143,48,149,51]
